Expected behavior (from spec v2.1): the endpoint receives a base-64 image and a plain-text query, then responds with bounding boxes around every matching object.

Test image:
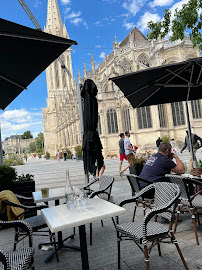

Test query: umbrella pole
[77,84,89,185]
[0,122,3,165]
[185,101,195,169]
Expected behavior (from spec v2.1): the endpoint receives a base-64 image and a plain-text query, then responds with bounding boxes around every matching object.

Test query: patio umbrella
[110,57,202,168]
[0,18,77,110]
[81,79,104,175]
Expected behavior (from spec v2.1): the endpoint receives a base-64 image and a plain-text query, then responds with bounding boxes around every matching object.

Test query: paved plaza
[1,150,202,269]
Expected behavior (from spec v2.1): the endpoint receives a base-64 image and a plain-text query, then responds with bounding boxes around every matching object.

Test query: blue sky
[0,0,189,140]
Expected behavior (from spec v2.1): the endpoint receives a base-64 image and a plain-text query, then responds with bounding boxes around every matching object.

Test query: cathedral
[42,0,202,156]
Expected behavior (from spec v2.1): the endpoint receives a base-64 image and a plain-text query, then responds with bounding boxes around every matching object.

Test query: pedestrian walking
[170,138,176,153]
[120,131,136,177]
[119,133,127,173]
[63,149,67,161]
[156,137,162,152]
[56,149,60,162]
[181,130,202,169]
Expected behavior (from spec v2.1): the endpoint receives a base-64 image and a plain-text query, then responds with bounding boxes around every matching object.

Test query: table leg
[79,225,89,270]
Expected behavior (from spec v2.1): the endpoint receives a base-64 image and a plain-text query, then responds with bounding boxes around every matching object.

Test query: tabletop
[33,187,65,203]
[41,197,126,233]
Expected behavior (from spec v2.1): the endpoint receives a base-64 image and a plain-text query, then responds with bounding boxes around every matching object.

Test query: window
[137,106,152,129]
[54,61,59,88]
[158,104,167,127]
[107,109,118,134]
[191,100,202,119]
[137,54,149,67]
[97,114,102,135]
[68,132,70,146]
[171,102,185,126]
[123,106,131,131]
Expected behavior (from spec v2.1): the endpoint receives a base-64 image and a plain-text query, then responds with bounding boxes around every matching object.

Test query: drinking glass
[66,193,76,210]
[78,190,88,212]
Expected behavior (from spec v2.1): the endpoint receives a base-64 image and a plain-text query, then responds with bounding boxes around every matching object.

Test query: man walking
[119,133,127,173]
[120,131,136,176]
[63,149,67,161]
[181,130,202,169]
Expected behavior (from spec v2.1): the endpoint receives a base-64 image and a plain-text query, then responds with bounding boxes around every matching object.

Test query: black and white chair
[0,193,49,251]
[83,175,114,245]
[0,220,35,270]
[116,182,188,270]
[126,174,154,220]
[166,174,202,245]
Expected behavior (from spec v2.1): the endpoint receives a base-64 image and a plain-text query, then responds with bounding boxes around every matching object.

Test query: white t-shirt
[124,137,133,155]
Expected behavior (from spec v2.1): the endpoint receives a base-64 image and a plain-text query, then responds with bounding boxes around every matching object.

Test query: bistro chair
[0,191,49,251]
[126,174,154,220]
[116,182,188,270]
[0,220,35,270]
[83,175,115,245]
[166,174,202,245]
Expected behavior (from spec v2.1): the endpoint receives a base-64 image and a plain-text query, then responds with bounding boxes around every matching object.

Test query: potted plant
[0,165,36,218]
[75,145,83,160]
[45,151,50,160]
[129,151,151,176]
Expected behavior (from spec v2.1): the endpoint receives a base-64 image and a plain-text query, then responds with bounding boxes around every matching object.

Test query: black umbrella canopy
[81,79,104,174]
[110,57,202,108]
[0,18,77,110]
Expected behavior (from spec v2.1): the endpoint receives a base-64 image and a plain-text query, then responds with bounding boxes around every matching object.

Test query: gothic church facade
[42,0,201,156]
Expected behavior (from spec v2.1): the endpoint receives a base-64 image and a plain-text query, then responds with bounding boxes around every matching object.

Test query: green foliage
[29,142,36,153]
[17,174,34,182]
[74,145,83,157]
[45,151,50,158]
[50,156,57,159]
[3,157,24,166]
[147,0,202,50]
[21,131,33,139]
[66,148,72,157]
[0,165,17,189]
[35,132,44,152]
[161,135,171,143]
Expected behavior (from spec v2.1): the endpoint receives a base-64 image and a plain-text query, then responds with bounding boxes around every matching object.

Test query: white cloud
[122,0,147,16]
[95,21,104,27]
[0,108,43,140]
[70,18,88,29]
[60,0,71,4]
[123,21,135,30]
[99,52,105,59]
[137,11,160,32]
[64,7,71,14]
[149,0,174,8]
[66,11,81,19]
[96,45,101,48]
[169,0,189,18]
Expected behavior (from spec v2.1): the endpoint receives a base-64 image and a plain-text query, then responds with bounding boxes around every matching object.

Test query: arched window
[158,104,167,127]
[68,132,70,146]
[123,106,131,131]
[97,114,102,135]
[137,106,152,129]
[107,109,118,134]
[54,61,60,88]
[191,100,202,119]
[137,54,149,67]
[171,102,185,126]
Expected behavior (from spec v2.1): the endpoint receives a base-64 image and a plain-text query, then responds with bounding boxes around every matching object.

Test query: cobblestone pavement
[1,149,202,269]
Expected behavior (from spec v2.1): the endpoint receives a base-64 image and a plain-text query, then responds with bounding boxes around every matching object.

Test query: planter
[0,180,36,218]
[129,164,144,176]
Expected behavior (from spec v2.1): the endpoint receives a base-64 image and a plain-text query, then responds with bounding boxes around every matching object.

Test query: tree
[29,142,36,153]
[147,0,202,49]
[35,132,44,152]
[21,131,33,139]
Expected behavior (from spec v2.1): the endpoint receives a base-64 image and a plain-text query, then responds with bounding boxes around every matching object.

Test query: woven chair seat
[181,195,202,208]
[24,215,46,230]
[116,220,168,243]
[0,247,34,270]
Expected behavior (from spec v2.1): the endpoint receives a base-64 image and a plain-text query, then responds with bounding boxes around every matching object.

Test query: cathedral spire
[91,52,95,73]
[78,67,82,84]
[83,60,88,79]
[46,0,63,36]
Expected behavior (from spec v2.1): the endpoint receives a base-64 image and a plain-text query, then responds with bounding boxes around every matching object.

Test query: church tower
[42,0,78,155]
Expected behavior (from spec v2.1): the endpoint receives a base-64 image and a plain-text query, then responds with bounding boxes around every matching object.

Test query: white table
[33,187,65,204]
[41,197,126,270]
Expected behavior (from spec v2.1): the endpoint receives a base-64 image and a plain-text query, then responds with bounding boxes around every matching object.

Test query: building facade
[42,0,201,156]
[2,135,35,154]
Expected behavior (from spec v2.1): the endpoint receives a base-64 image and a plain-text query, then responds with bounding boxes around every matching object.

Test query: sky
[0,0,190,140]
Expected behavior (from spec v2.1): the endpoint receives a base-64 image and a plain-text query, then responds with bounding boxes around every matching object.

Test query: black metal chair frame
[0,220,35,270]
[126,174,154,220]
[83,175,115,245]
[116,182,188,270]
[166,174,202,245]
